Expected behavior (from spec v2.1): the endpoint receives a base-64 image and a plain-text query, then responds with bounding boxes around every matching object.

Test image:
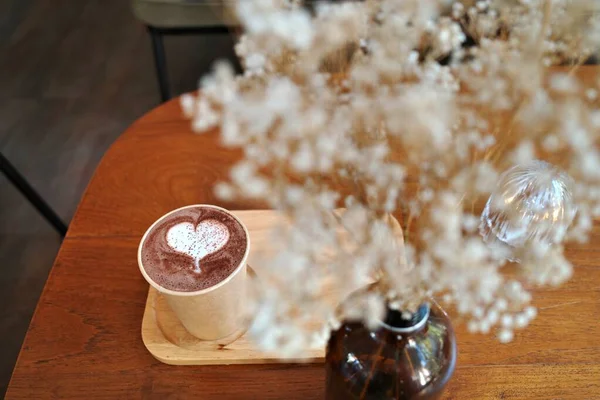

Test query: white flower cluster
[182,0,600,356]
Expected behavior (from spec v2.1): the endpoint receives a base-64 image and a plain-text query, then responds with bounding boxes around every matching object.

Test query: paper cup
[138,205,250,341]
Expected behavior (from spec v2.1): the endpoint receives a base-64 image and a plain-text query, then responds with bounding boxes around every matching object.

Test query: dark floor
[0,0,237,395]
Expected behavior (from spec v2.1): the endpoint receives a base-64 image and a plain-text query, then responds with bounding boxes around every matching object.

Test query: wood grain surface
[6,69,600,399]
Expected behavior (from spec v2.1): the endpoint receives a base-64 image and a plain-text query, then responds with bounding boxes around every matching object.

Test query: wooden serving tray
[141,210,325,365]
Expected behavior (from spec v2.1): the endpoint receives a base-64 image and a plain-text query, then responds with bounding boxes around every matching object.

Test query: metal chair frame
[0,152,68,237]
[147,25,231,102]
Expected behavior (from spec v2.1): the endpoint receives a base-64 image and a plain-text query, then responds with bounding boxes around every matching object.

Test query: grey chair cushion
[132,0,237,28]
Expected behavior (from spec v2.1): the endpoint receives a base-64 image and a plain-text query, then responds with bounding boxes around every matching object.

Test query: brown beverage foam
[141,206,248,292]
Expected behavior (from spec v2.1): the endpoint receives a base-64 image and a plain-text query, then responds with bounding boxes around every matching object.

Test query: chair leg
[0,153,68,237]
[147,26,171,102]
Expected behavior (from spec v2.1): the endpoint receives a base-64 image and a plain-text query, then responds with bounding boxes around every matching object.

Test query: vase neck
[379,303,430,334]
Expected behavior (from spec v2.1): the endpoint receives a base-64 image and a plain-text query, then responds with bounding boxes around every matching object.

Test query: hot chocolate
[140,206,248,292]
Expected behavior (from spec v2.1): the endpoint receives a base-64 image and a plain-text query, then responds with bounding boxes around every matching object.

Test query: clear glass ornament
[480,160,576,250]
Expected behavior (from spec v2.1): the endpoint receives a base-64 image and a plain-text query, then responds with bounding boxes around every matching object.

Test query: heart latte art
[140,206,248,292]
[166,220,230,273]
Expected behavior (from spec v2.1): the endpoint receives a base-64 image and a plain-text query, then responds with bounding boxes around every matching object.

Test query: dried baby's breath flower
[182,0,600,356]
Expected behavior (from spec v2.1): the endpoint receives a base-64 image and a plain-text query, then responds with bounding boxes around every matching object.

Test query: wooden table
[6,94,600,399]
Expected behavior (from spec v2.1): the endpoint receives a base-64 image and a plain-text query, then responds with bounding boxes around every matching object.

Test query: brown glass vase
[325,302,457,400]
